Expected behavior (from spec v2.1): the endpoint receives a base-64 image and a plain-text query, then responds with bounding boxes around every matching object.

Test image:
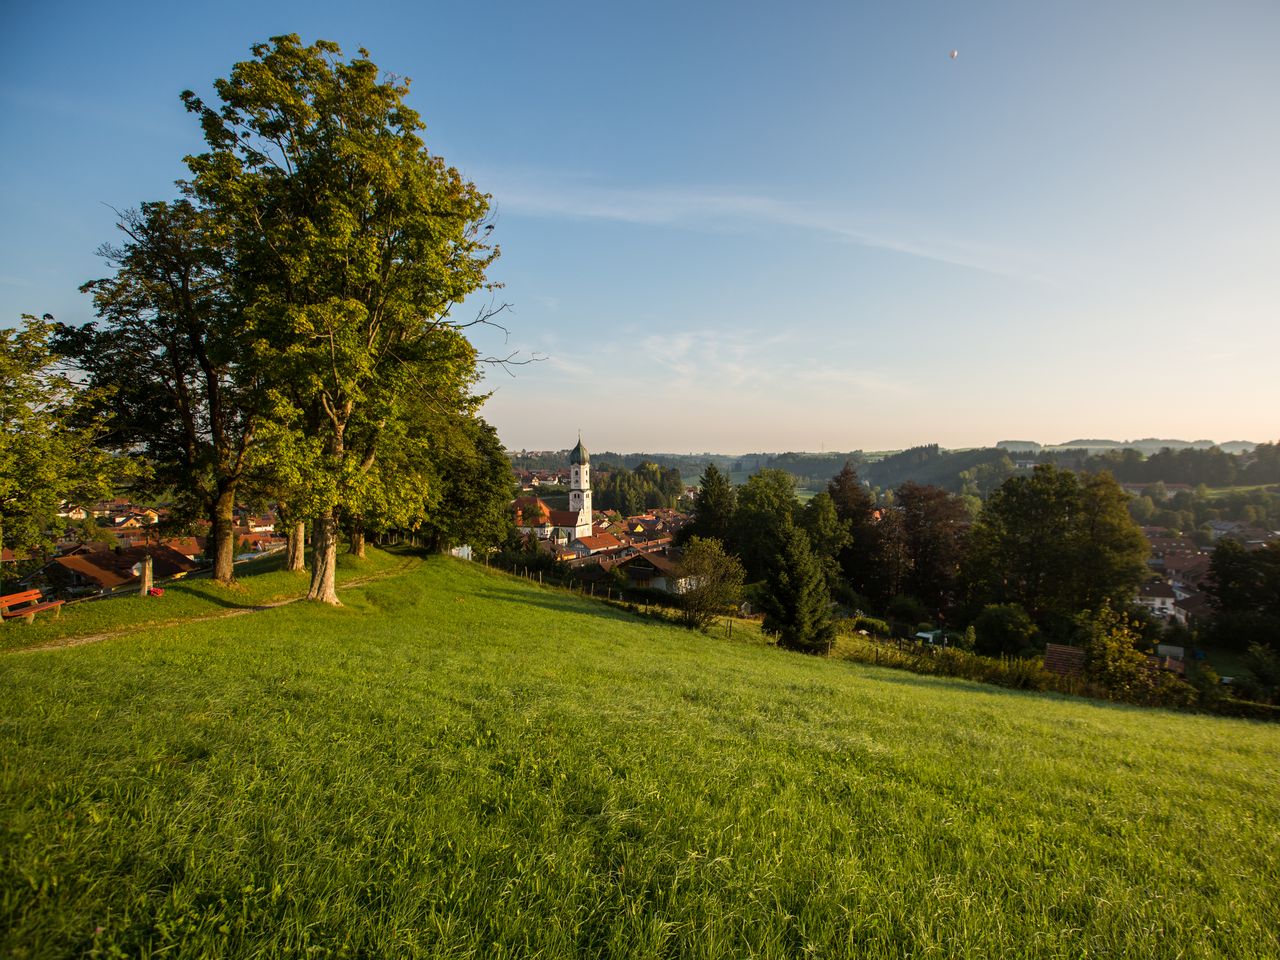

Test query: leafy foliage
[1081,604,1195,708]
[798,491,849,594]
[679,462,737,545]
[0,317,124,579]
[678,537,745,630]
[963,465,1148,628]
[973,603,1039,657]
[732,469,798,582]
[1236,643,1280,704]
[895,481,969,616]
[595,461,683,515]
[1203,540,1280,653]
[61,200,258,581]
[180,35,500,602]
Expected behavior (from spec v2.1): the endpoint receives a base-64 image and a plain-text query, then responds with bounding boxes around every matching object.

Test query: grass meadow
[0,548,415,653]
[2,552,1278,958]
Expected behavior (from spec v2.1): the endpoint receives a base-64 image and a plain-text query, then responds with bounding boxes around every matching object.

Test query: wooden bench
[0,589,64,624]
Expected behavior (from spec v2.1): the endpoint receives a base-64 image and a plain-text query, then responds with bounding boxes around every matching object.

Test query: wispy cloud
[481,171,1055,284]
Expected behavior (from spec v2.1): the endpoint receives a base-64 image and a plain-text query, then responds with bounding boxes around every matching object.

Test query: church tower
[568,435,592,540]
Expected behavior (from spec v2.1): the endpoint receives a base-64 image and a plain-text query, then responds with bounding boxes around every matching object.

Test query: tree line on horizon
[1,36,515,604]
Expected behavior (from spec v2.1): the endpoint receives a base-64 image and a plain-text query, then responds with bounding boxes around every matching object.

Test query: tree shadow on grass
[165,586,272,611]
[470,583,668,626]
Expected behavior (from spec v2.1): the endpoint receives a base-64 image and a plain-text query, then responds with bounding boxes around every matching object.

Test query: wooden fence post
[139,555,153,597]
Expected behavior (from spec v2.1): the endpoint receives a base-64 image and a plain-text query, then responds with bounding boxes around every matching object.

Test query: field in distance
[2,553,1278,958]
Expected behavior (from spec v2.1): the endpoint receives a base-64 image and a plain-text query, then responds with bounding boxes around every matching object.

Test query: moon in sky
[950,49,959,59]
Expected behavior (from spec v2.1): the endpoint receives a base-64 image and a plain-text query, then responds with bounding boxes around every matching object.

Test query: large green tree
[415,415,516,554]
[895,481,970,617]
[799,490,851,595]
[59,200,260,583]
[732,469,798,581]
[963,465,1148,628]
[0,317,122,594]
[181,36,500,603]
[827,461,877,597]
[1205,539,1280,652]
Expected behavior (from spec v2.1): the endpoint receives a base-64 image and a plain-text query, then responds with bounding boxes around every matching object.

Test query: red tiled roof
[1044,643,1086,677]
[53,545,199,590]
[513,497,552,526]
[162,537,207,558]
[1175,593,1210,615]
[578,533,622,552]
[548,510,582,527]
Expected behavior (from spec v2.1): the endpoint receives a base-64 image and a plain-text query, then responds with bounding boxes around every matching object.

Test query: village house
[46,544,199,596]
[608,550,691,594]
[510,438,692,591]
[1136,580,1177,618]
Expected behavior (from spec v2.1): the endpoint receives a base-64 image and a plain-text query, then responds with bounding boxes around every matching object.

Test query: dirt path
[9,559,420,655]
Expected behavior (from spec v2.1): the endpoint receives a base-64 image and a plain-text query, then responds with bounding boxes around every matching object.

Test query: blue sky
[3,1,1277,453]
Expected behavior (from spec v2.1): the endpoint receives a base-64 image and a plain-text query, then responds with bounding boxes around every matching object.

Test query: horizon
[508,434,1269,459]
[3,1,1277,451]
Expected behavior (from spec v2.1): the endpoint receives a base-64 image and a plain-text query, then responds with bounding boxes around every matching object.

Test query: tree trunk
[211,486,237,584]
[307,509,341,605]
[348,520,366,558]
[286,520,306,572]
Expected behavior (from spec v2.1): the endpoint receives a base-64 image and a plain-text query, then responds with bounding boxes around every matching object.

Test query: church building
[513,435,594,545]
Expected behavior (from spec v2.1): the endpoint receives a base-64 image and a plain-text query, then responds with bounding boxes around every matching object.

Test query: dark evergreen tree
[682,462,737,545]
[762,525,835,655]
[799,490,851,595]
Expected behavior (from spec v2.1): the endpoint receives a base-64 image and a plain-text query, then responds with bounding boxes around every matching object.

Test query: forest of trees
[2,37,515,605]
[667,456,1280,706]
[678,461,1163,657]
[593,462,685,514]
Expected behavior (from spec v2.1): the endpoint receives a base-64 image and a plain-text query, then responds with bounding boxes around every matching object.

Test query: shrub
[1236,643,1280,704]
[973,603,1039,657]
[679,537,745,630]
[1081,604,1196,708]
[850,615,891,637]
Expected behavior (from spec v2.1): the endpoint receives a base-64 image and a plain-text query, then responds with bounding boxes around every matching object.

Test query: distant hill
[999,438,1259,456]
[512,439,1271,494]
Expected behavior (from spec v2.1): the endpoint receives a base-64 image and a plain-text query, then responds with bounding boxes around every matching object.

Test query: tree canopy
[1,317,123,589]
[680,463,737,545]
[59,200,258,583]
[178,35,503,602]
[963,465,1148,630]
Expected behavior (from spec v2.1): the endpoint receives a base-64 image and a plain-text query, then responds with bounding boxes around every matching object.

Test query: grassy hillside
[2,555,1278,958]
[0,547,415,653]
